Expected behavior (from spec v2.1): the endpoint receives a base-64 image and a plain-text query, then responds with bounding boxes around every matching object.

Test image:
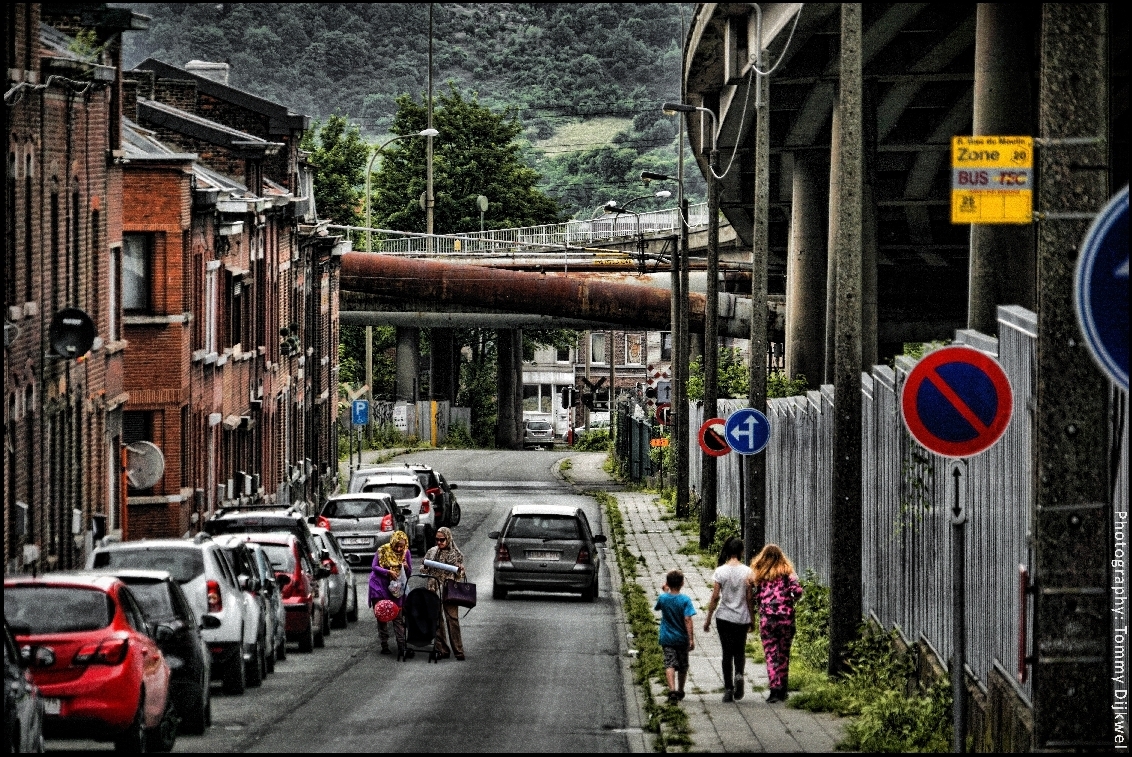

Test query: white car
[88,536,252,695]
[356,472,435,553]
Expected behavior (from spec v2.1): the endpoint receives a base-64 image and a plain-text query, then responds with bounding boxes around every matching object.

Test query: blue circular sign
[1075,185,1128,392]
[723,408,771,455]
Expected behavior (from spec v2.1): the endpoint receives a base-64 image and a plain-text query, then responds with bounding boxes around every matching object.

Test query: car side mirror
[317,566,331,579]
[154,624,175,643]
[449,483,458,490]
[275,573,291,588]
[307,515,318,524]
[593,534,608,543]
[488,530,500,539]
[200,614,223,630]
[239,575,253,591]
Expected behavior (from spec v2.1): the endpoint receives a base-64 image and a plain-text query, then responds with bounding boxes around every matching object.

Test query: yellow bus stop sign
[951,136,1033,224]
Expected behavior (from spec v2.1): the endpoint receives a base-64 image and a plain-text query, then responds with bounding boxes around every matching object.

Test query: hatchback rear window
[323,499,389,518]
[527,422,553,431]
[506,515,582,540]
[258,544,296,573]
[6,586,114,634]
[91,548,205,584]
[363,483,419,500]
[120,580,175,621]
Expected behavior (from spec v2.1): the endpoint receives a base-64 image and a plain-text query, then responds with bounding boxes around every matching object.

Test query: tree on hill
[370,87,560,234]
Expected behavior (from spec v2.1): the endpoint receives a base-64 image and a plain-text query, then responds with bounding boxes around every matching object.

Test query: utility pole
[828,2,863,678]
[674,5,691,520]
[1030,4,1111,748]
[701,138,720,550]
[745,66,770,561]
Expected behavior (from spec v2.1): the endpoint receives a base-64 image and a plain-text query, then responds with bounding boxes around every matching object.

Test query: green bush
[443,421,476,449]
[574,429,611,452]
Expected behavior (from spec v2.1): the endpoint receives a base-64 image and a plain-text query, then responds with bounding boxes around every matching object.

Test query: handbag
[442,579,477,609]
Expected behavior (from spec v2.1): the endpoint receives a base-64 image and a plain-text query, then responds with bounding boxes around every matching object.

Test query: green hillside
[118,2,705,218]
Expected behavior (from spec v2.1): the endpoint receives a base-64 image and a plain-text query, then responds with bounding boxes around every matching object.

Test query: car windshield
[362,483,419,500]
[6,586,114,634]
[119,580,175,621]
[507,514,582,540]
[258,544,295,573]
[527,422,553,431]
[323,499,388,518]
[91,548,205,584]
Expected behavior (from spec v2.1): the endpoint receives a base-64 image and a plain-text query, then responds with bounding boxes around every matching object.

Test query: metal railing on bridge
[333,202,708,256]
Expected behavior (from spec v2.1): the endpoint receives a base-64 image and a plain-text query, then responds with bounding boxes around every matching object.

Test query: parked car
[88,536,252,696]
[91,569,217,735]
[5,620,45,754]
[212,537,272,687]
[523,419,556,448]
[316,492,412,569]
[349,463,449,528]
[489,504,607,601]
[239,540,288,664]
[309,527,356,629]
[437,473,461,527]
[355,472,434,553]
[573,419,611,437]
[244,534,327,652]
[5,573,176,751]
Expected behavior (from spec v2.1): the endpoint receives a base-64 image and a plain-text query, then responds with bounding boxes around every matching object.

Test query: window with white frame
[590,332,607,364]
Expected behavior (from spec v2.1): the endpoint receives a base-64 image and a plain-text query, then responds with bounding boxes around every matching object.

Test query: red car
[243,534,326,653]
[5,573,176,752]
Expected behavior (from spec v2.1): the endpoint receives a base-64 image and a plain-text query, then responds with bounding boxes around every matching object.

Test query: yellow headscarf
[378,530,409,570]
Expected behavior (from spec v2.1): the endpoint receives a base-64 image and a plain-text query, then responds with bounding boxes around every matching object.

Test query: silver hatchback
[523,420,555,448]
[318,493,410,569]
[489,504,606,601]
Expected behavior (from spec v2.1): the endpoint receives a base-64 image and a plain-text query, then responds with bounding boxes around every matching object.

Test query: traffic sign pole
[950,460,968,754]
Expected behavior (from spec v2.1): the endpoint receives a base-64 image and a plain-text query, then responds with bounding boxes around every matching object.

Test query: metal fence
[341,202,709,256]
[615,409,659,483]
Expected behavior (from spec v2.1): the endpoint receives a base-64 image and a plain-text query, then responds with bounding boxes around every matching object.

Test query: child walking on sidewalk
[702,537,754,702]
[751,544,804,703]
[655,569,696,704]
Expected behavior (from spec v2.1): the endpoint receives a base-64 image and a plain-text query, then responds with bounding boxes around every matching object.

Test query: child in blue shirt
[655,569,696,704]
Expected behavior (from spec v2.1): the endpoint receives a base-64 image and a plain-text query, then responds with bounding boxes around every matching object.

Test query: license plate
[42,698,62,716]
[525,550,561,561]
[340,537,373,547]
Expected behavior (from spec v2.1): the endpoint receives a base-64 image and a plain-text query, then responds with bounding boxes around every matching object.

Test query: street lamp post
[663,101,719,548]
[603,190,671,274]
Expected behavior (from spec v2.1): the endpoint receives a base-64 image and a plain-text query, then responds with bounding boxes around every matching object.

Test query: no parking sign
[901,345,1013,459]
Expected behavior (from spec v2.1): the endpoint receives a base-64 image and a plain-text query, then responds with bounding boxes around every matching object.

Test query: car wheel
[266,634,276,674]
[584,582,598,602]
[146,697,178,753]
[181,679,209,735]
[347,584,359,623]
[276,628,288,661]
[492,583,507,600]
[449,500,461,527]
[298,612,315,653]
[332,594,348,629]
[322,604,332,637]
[246,640,264,688]
[425,526,437,549]
[314,611,326,648]
[114,692,147,752]
[222,650,246,695]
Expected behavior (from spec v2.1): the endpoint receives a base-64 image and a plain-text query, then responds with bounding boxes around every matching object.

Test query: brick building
[4,6,343,570]
[4,4,148,572]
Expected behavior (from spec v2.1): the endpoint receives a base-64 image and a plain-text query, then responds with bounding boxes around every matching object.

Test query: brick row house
[4,4,343,573]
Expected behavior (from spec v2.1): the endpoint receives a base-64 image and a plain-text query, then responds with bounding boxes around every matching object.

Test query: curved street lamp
[363,127,439,252]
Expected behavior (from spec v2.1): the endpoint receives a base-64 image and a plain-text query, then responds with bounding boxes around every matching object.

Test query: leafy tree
[687,349,809,401]
[370,87,560,234]
[300,115,368,226]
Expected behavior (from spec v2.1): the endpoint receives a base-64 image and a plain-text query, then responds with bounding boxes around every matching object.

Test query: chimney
[185,60,230,85]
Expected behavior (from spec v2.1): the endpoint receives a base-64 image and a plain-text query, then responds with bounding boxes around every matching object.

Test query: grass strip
[593,490,693,752]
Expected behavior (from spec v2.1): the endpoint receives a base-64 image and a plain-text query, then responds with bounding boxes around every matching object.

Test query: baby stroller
[399,574,441,663]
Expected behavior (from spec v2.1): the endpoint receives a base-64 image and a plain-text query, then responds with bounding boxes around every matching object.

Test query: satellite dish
[476,195,489,212]
[125,441,165,489]
[48,308,96,359]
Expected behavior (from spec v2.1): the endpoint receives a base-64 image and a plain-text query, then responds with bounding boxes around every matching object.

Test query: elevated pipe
[341,253,758,339]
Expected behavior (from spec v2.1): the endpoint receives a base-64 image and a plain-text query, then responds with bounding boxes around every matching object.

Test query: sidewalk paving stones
[562,452,847,753]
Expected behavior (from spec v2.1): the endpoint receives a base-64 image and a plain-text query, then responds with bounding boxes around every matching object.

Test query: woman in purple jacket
[369,530,411,655]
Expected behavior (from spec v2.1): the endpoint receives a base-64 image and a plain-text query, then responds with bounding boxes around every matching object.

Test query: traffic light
[560,386,575,409]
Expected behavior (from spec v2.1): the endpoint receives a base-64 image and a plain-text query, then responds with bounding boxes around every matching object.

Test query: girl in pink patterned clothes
[750,544,804,703]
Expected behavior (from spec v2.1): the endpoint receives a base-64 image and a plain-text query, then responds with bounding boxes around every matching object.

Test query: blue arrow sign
[724,408,771,455]
[351,399,370,426]
[1075,185,1128,392]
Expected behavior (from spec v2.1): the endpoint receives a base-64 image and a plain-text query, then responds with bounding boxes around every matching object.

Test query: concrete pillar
[968,3,1036,335]
[785,153,829,389]
[495,328,523,450]
[824,101,842,385]
[429,327,456,402]
[395,326,420,403]
[1031,3,1110,748]
[829,2,863,677]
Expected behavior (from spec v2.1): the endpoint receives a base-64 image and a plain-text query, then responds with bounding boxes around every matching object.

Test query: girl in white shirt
[702,537,754,702]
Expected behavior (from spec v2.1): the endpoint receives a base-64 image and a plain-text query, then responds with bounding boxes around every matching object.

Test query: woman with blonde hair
[750,543,804,703]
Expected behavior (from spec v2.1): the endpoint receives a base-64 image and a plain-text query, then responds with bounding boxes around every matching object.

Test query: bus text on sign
[951,136,1033,225]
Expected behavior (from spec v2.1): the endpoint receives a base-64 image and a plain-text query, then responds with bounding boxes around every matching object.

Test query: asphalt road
[46,450,630,752]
